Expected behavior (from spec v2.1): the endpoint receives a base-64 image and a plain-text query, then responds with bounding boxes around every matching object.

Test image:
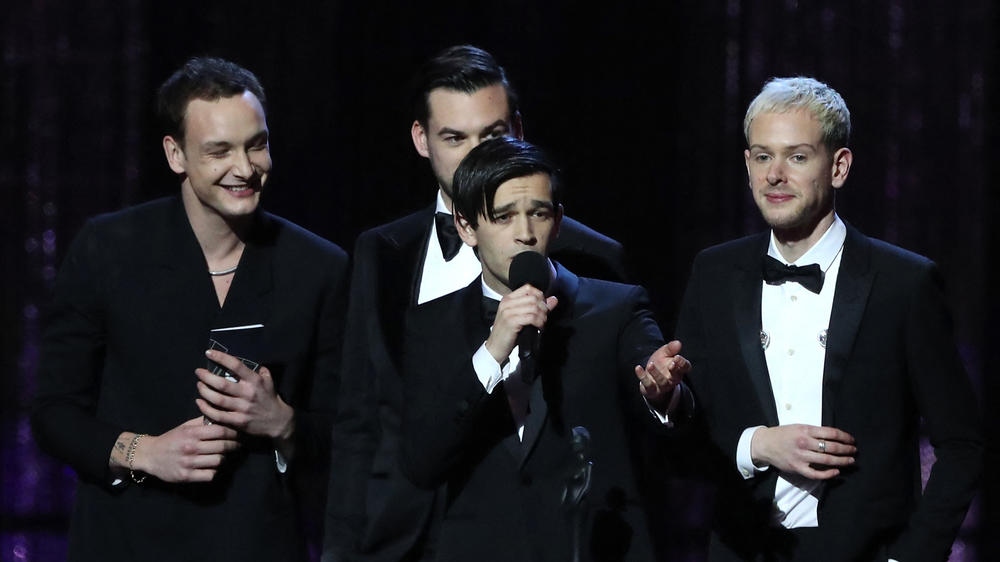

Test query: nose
[766,160,785,185]
[514,214,536,246]
[232,149,255,180]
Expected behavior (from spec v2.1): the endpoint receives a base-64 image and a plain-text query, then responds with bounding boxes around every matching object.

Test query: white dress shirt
[417,191,482,304]
[736,214,846,529]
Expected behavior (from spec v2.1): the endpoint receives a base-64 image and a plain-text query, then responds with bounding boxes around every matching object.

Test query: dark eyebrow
[529,200,555,211]
[437,119,508,138]
[248,130,269,145]
[491,202,516,215]
[478,120,508,135]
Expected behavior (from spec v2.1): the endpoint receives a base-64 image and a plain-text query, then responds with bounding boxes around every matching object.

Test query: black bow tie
[435,212,463,261]
[482,296,500,324]
[761,255,824,294]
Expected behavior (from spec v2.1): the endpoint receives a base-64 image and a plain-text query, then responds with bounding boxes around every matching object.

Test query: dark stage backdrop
[2,1,996,560]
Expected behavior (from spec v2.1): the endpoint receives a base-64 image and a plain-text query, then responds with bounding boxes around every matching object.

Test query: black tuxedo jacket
[399,266,691,562]
[323,206,627,561]
[675,223,982,562]
[31,197,349,561]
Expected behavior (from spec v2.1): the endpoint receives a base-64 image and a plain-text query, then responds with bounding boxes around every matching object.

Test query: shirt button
[785,403,792,411]
[790,295,798,302]
[741,469,750,477]
[787,348,795,356]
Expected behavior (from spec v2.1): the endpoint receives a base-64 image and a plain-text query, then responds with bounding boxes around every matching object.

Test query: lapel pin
[818,329,827,349]
[760,330,770,350]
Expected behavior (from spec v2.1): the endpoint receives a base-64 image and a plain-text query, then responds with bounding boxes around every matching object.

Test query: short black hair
[411,45,520,126]
[157,57,266,145]
[452,137,559,229]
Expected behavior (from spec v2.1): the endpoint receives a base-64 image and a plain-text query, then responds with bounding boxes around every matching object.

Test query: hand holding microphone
[484,252,557,380]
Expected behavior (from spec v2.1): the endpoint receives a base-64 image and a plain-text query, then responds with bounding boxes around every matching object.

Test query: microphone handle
[518,327,539,383]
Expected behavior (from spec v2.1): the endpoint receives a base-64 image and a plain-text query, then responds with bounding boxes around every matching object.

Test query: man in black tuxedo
[676,77,982,562]
[398,136,692,561]
[323,45,627,561]
[31,57,348,561]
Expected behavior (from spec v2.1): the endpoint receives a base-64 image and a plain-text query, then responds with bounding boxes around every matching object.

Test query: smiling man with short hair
[32,57,348,561]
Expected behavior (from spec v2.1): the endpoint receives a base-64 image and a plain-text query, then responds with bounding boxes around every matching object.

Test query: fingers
[180,416,239,440]
[634,364,671,402]
[812,426,856,446]
[196,370,241,410]
[753,424,858,479]
[195,366,271,417]
[644,361,674,391]
[499,287,551,330]
[663,339,682,357]
[642,344,691,390]
[141,420,241,482]
[798,465,842,480]
[183,469,224,483]
[809,437,856,458]
[634,365,654,394]
[196,398,248,429]
[204,349,258,381]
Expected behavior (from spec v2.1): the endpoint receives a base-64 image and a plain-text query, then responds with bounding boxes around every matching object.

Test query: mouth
[220,184,259,197]
[764,192,794,203]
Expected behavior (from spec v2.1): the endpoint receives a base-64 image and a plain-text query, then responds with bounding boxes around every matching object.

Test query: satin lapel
[821,224,874,427]
[459,276,492,354]
[734,237,780,427]
[372,207,435,363]
[383,206,434,307]
[518,262,577,468]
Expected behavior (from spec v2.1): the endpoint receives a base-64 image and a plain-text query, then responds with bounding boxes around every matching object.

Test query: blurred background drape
[2,1,996,560]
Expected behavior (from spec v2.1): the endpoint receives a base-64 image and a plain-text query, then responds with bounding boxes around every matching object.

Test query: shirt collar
[435,190,450,214]
[481,257,558,301]
[768,213,846,272]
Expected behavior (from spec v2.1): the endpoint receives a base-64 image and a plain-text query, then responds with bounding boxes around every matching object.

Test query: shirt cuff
[643,382,684,427]
[736,426,769,479]
[472,343,506,393]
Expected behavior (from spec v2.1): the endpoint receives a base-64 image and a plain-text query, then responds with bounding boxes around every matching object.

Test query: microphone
[563,426,593,510]
[508,251,550,383]
[570,426,591,466]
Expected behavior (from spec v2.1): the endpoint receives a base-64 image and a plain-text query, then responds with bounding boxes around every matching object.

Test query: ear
[552,203,563,239]
[455,213,478,248]
[830,147,853,189]
[744,149,753,189]
[411,120,430,158]
[163,135,187,175]
[511,111,524,140]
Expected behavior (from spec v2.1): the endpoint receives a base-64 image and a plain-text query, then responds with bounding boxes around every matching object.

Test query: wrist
[749,426,769,467]
[127,433,149,483]
[484,336,511,365]
[273,403,295,442]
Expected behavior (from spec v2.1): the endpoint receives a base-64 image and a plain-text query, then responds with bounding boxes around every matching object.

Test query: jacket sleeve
[31,220,123,485]
[890,261,983,561]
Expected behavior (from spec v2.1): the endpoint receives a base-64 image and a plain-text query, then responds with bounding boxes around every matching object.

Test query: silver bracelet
[127,434,147,484]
